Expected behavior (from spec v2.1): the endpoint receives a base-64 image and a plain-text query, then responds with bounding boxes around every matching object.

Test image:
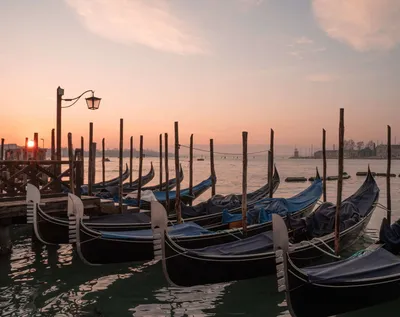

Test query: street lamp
[56,87,101,170]
[40,138,44,148]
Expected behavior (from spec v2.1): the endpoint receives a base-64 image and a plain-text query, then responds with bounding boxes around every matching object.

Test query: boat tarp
[85,212,151,225]
[181,170,279,219]
[181,194,241,218]
[187,231,274,256]
[152,177,213,201]
[379,218,400,254]
[221,179,322,225]
[289,173,379,241]
[303,247,400,284]
[100,222,212,240]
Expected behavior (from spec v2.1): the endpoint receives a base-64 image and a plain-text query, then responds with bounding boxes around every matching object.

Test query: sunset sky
[1,0,400,154]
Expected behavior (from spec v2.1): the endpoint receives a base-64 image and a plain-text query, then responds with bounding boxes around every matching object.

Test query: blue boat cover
[221,179,322,225]
[303,247,400,284]
[100,222,213,240]
[152,177,213,201]
[187,231,274,256]
[118,176,213,206]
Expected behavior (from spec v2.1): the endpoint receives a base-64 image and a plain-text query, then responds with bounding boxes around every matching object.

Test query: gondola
[66,177,321,265]
[95,164,183,199]
[158,170,378,287]
[122,162,155,191]
[85,163,130,190]
[141,164,183,192]
[119,174,215,211]
[25,169,282,245]
[273,213,400,317]
[178,166,281,227]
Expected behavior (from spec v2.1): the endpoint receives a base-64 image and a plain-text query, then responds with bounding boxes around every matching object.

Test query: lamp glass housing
[85,95,101,110]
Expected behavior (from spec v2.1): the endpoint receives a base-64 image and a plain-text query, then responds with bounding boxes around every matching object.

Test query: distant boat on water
[103,157,111,162]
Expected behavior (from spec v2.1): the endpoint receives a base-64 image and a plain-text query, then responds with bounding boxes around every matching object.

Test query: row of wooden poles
[2,109,391,254]
[50,120,277,218]
[315,109,392,255]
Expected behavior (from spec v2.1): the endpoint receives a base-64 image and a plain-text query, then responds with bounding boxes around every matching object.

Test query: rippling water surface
[1,157,400,316]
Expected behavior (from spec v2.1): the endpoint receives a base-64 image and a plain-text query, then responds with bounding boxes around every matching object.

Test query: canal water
[1,157,399,316]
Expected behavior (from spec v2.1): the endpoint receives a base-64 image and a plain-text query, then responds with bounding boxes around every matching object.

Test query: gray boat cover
[380,217,400,254]
[303,247,400,284]
[288,172,379,241]
[181,168,280,218]
[100,222,213,240]
[86,212,151,224]
[187,231,274,256]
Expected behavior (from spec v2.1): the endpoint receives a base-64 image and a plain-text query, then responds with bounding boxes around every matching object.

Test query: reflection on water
[1,158,400,316]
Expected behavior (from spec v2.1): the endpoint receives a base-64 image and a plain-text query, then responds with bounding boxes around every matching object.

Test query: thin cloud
[312,0,400,51]
[288,36,324,60]
[237,0,265,6]
[289,51,304,60]
[306,73,337,83]
[65,0,209,55]
[296,36,314,45]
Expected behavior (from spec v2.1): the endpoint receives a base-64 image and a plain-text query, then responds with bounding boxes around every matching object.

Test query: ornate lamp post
[56,87,101,177]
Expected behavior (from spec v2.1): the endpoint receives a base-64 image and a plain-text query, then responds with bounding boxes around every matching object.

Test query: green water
[1,158,400,316]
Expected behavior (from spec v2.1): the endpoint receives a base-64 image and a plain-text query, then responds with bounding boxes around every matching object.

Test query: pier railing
[0,159,83,199]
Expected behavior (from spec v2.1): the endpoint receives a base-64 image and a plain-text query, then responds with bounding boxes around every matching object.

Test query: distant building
[314,149,365,159]
[314,150,338,159]
[293,148,299,158]
[4,144,47,160]
[376,144,400,158]
[358,147,375,158]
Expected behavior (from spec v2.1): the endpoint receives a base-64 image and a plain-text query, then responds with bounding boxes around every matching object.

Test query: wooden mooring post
[118,118,124,214]
[102,138,106,186]
[51,130,55,160]
[119,119,124,213]
[33,133,39,160]
[24,137,28,160]
[210,139,216,197]
[322,129,327,202]
[159,134,163,191]
[387,125,392,225]
[165,133,170,213]
[0,138,4,160]
[130,136,133,186]
[174,122,181,223]
[137,135,144,208]
[335,108,344,255]
[189,134,194,205]
[269,129,274,198]
[81,136,84,184]
[88,122,94,196]
[91,142,97,186]
[242,131,248,234]
[68,133,74,194]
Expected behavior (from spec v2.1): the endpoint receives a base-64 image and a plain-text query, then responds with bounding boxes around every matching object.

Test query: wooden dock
[0,195,101,224]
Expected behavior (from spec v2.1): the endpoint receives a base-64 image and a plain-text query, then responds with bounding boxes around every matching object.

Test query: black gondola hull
[36,208,69,244]
[75,202,315,264]
[285,254,400,317]
[78,226,154,264]
[162,210,374,287]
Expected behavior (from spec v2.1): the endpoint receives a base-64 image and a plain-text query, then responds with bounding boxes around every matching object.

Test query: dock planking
[0,195,101,224]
